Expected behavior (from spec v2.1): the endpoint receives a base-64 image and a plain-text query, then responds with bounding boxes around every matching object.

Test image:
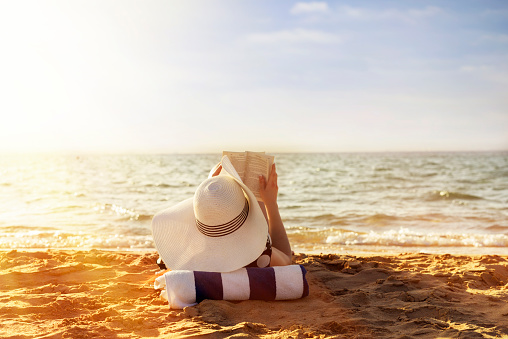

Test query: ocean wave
[425,190,483,201]
[486,225,508,233]
[300,213,404,226]
[418,172,438,178]
[144,183,182,188]
[283,204,304,210]
[312,213,338,220]
[136,214,153,221]
[94,203,152,221]
[362,214,400,224]
[325,228,508,247]
[0,231,154,249]
[49,205,86,212]
[0,225,61,232]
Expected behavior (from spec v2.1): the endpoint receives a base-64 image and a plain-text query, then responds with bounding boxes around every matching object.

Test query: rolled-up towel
[154,265,309,309]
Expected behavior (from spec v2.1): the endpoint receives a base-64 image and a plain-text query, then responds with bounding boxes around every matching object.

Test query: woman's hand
[259,163,278,208]
[211,164,222,177]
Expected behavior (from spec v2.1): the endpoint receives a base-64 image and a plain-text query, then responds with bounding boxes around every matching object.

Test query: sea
[1,152,507,255]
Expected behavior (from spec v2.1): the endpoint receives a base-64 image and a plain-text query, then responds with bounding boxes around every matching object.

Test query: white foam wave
[325,227,508,248]
[0,230,154,249]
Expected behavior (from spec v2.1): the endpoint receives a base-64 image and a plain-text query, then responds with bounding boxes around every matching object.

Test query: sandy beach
[1,250,507,338]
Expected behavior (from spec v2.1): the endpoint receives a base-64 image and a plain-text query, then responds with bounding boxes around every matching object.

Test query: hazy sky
[1,0,507,153]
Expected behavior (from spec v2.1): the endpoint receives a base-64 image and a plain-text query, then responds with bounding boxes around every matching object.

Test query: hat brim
[151,155,268,272]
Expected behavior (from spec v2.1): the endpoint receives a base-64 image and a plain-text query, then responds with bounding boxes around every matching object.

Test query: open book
[222,151,275,201]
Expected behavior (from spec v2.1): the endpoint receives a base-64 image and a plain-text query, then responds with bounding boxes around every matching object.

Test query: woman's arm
[259,164,292,265]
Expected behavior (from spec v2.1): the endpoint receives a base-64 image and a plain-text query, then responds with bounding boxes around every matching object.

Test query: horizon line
[1,149,507,156]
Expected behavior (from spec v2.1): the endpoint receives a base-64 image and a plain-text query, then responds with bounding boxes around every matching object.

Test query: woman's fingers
[259,175,266,189]
[268,164,277,186]
[212,164,222,177]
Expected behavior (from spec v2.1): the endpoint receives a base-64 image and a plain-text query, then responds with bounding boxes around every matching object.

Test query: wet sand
[1,250,507,338]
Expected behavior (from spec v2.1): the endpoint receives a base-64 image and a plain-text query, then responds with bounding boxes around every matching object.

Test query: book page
[244,152,274,201]
[222,151,247,180]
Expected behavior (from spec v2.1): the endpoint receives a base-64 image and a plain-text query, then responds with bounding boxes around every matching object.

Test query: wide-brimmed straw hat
[151,155,268,273]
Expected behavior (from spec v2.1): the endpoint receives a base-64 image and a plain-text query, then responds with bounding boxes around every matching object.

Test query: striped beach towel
[154,265,309,309]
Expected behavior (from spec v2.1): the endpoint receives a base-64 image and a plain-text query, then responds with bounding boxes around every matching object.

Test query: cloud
[290,2,329,15]
[246,28,340,44]
[338,5,444,23]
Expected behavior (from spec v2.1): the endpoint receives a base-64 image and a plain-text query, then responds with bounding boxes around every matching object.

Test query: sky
[0,0,507,154]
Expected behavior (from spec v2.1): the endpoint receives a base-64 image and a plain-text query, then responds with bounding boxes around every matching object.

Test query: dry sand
[1,250,507,338]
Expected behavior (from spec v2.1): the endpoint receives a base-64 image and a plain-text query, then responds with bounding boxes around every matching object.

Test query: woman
[152,155,291,273]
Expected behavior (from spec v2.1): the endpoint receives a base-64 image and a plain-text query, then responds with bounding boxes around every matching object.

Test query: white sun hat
[151,155,268,273]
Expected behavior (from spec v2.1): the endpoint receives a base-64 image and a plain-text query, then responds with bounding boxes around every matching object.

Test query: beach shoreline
[7,244,508,256]
[1,249,507,338]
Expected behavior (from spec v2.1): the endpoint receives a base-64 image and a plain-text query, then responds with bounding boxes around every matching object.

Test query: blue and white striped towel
[154,265,309,309]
